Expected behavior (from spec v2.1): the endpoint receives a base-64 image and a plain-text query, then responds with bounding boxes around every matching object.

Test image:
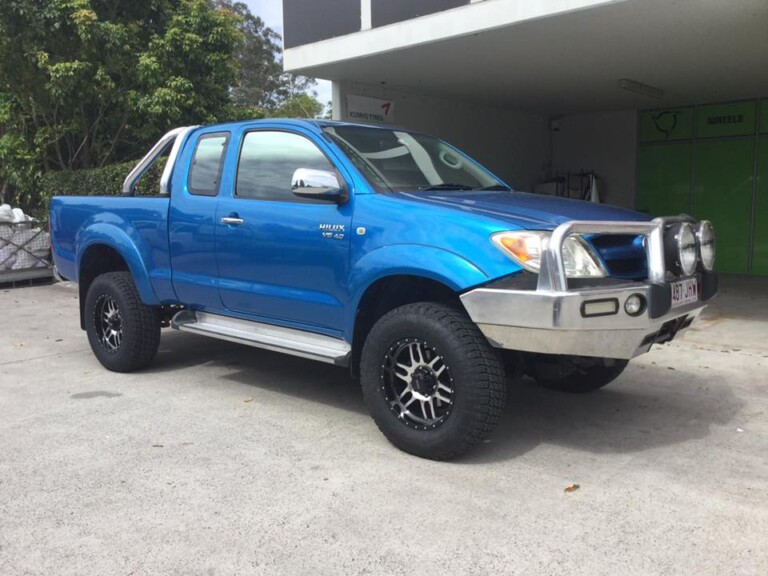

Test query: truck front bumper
[461,273,717,359]
[460,218,718,360]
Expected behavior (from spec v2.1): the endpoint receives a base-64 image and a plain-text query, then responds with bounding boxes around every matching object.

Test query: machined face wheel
[381,338,455,430]
[361,302,506,459]
[93,294,123,352]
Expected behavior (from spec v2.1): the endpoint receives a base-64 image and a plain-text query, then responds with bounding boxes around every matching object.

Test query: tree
[215,1,282,112]
[270,93,323,119]
[215,0,321,115]
[0,0,326,213]
[322,100,333,120]
[0,0,240,186]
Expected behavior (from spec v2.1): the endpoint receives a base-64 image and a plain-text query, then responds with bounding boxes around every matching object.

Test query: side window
[236,130,337,201]
[189,132,229,196]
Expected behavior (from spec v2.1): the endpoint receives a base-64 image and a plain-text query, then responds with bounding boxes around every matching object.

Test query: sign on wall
[696,101,756,138]
[347,94,395,124]
[639,108,694,142]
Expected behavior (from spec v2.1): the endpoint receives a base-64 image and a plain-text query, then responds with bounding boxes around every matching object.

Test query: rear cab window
[188,132,230,196]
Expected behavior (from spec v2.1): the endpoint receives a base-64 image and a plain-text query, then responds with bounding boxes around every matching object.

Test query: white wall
[551,109,637,208]
[334,80,550,192]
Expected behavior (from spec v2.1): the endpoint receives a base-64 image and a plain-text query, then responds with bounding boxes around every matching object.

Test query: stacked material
[0,204,52,272]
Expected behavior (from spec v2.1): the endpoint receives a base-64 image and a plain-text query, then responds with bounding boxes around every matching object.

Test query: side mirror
[291,168,346,202]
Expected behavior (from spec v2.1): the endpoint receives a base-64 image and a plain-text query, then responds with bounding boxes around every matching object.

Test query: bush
[32,159,165,221]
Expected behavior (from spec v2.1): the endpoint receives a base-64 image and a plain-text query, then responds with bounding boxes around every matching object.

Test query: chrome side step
[171,310,351,366]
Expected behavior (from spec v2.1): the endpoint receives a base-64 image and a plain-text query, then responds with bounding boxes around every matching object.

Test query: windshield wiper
[476,184,511,191]
[418,183,475,191]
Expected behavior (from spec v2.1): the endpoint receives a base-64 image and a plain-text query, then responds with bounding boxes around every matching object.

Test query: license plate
[671,277,698,308]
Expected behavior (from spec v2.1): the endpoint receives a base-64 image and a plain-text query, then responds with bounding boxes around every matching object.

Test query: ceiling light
[618,79,664,99]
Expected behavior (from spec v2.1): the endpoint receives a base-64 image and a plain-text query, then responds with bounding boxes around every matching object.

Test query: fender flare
[344,244,489,337]
[76,223,160,305]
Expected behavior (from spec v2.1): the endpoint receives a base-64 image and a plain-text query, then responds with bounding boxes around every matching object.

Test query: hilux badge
[319,223,345,239]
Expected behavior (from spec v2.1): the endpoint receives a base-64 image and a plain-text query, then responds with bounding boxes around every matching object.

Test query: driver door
[215,128,352,335]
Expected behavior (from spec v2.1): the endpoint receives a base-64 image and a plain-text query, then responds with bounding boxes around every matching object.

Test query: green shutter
[760,99,768,134]
[637,143,693,216]
[694,139,755,274]
[753,137,768,274]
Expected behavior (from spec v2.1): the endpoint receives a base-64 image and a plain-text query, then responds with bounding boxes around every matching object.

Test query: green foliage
[32,159,166,220]
[0,0,240,178]
[215,1,318,112]
[270,93,324,119]
[0,0,325,215]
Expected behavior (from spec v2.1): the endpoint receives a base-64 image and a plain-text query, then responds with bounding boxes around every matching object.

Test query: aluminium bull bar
[460,217,718,360]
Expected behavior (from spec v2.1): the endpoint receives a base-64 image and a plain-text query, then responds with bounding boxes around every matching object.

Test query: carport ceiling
[296,0,768,115]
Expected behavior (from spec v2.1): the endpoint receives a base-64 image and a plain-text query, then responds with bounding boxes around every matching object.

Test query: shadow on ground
[464,370,741,464]
[145,331,742,463]
[150,330,365,415]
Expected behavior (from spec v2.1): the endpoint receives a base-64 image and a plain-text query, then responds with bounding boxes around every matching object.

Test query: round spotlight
[696,220,716,271]
[666,222,698,276]
[624,294,646,316]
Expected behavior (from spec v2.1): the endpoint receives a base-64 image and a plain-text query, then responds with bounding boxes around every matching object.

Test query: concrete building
[281,0,768,275]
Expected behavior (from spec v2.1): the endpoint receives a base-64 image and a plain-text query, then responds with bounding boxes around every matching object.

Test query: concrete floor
[1,279,766,575]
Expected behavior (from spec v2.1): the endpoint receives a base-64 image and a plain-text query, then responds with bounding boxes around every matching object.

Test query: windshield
[323,125,509,192]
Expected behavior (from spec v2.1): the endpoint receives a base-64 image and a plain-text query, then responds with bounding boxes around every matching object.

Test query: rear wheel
[529,355,628,393]
[85,272,161,372]
[360,302,506,460]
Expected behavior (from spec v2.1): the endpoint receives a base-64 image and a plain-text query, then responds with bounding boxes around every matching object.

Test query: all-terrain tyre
[360,302,506,460]
[84,271,161,372]
[531,358,628,393]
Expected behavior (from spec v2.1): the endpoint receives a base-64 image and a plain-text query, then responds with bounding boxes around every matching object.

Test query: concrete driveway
[1,279,766,575]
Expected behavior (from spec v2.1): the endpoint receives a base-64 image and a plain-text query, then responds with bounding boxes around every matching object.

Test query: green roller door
[639,100,767,275]
[754,137,768,275]
[694,139,755,274]
[637,143,693,216]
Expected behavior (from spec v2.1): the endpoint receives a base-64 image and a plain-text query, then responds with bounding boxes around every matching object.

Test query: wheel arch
[77,235,157,329]
[348,273,465,379]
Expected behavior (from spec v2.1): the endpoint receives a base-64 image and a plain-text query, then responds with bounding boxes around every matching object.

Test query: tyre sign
[347,94,395,124]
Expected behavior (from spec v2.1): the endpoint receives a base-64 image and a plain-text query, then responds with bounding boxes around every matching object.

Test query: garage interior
[283,0,768,275]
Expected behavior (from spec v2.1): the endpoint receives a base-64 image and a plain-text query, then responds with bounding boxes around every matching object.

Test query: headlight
[665,222,697,276]
[492,231,607,278]
[696,220,715,271]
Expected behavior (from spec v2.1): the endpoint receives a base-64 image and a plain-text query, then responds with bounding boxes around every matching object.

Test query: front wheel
[85,271,161,372]
[360,302,506,460]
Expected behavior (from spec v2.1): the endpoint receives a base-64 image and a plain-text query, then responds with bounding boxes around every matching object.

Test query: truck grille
[589,234,648,280]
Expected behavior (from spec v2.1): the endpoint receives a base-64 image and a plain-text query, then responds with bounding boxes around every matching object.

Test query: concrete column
[361,0,372,30]
[331,80,347,121]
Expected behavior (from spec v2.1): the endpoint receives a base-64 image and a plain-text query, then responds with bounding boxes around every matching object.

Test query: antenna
[294,91,324,133]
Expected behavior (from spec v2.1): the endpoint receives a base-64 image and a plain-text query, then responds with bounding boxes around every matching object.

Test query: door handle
[220,216,244,226]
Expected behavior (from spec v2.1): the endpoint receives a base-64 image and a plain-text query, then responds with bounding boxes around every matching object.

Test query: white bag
[0,246,17,270]
[12,249,38,269]
[7,228,50,270]
[11,208,28,223]
[0,224,12,249]
[0,204,13,223]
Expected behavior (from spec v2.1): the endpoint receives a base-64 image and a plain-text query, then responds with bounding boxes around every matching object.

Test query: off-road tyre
[85,272,161,372]
[360,302,506,460]
[531,358,628,393]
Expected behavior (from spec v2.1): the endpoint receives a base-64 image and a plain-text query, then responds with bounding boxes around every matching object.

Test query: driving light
[492,231,607,278]
[582,298,619,317]
[665,222,698,276]
[624,294,646,316]
[696,220,715,271]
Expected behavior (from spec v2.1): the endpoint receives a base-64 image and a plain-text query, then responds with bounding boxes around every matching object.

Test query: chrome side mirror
[291,168,345,202]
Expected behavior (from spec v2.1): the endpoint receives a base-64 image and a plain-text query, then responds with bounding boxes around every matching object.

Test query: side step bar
[171,310,351,366]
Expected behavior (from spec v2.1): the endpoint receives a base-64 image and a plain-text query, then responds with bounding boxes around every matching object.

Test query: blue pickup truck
[50,119,717,459]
